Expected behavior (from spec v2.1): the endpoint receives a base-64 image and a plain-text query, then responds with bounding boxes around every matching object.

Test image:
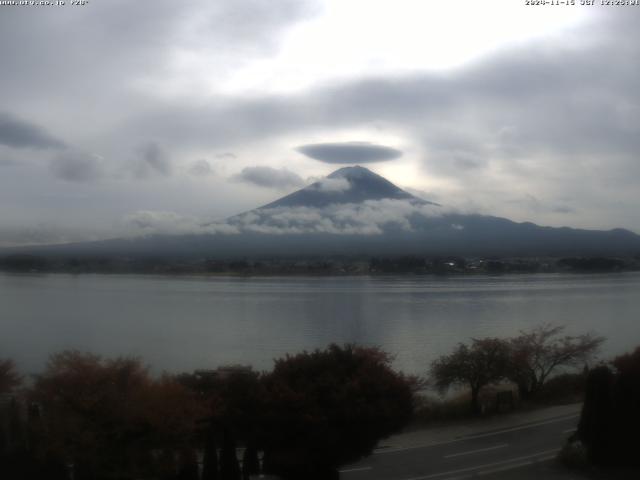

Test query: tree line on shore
[1,253,638,275]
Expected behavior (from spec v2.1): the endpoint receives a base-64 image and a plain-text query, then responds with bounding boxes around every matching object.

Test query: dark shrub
[578,347,640,467]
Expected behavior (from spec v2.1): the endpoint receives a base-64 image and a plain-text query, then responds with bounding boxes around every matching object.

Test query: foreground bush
[261,344,415,480]
[577,346,640,468]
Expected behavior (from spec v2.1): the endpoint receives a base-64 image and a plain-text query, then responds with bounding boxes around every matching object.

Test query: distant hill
[3,166,640,260]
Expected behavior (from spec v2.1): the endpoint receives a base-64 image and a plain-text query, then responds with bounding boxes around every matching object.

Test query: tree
[507,324,604,400]
[29,351,203,479]
[0,358,21,394]
[261,344,415,480]
[609,346,640,466]
[430,338,510,414]
[577,365,615,465]
[178,366,264,479]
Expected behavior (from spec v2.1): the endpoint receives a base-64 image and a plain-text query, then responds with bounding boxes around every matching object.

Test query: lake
[1,272,639,376]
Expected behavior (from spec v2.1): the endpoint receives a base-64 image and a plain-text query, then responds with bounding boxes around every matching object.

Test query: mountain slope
[260,165,435,209]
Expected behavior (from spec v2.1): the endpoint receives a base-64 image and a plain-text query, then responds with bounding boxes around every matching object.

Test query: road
[340,412,579,480]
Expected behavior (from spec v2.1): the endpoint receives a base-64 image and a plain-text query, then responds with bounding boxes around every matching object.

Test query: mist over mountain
[4,166,640,260]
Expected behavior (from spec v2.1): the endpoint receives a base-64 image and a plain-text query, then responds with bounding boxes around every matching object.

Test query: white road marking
[562,428,577,434]
[339,466,372,473]
[401,448,560,480]
[477,454,557,476]
[443,443,508,459]
[375,414,578,455]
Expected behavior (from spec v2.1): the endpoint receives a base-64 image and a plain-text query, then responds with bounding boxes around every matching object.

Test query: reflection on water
[1,272,639,375]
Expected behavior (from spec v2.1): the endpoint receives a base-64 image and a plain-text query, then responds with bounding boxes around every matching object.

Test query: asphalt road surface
[340,413,579,480]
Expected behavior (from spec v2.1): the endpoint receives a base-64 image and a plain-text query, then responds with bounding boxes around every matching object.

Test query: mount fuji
[5,166,640,259]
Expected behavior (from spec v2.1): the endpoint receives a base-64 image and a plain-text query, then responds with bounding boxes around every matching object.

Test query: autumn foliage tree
[260,344,415,480]
[430,338,510,414]
[507,324,603,400]
[29,351,204,480]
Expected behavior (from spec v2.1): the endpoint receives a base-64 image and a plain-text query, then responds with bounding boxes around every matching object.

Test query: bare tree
[507,324,604,400]
[430,338,510,414]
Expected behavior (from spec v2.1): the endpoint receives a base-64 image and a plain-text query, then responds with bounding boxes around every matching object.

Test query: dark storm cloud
[233,166,304,189]
[49,151,104,183]
[0,112,65,150]
[296,142,403,164]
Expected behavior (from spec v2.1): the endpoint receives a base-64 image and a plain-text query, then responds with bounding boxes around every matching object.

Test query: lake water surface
[1,272,639,375]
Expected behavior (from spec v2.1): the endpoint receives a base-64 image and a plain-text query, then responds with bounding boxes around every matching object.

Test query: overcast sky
[0,0,638,246]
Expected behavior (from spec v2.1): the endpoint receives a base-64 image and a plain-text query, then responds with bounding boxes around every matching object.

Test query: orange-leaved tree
[30,351,205,480]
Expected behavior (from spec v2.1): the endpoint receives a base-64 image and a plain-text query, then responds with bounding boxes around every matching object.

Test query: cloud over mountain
[297,142,403,164]
[229,199,441,235]
[125,198,443,237]
[312,177,351,193]
[124,210,240,236]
